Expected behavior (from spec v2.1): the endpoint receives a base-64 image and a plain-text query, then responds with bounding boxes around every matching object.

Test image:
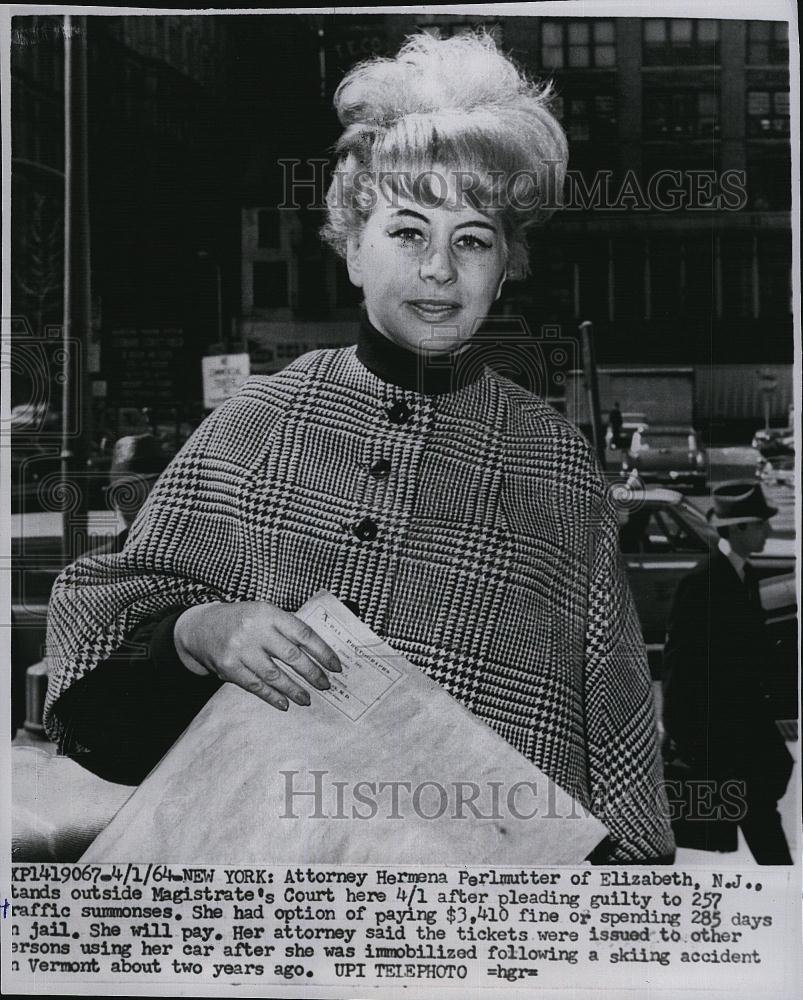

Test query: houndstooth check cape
[44,344,674,862]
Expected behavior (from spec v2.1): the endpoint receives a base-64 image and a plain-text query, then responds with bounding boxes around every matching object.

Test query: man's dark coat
[662,550,793,852]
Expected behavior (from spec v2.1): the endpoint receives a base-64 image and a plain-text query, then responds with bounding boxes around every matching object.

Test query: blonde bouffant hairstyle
[321,30,568,280]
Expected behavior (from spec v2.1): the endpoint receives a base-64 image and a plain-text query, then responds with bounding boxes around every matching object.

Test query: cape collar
[355,312,484,396]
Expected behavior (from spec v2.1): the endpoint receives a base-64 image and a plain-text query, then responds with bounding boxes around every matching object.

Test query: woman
[44,31,673,863]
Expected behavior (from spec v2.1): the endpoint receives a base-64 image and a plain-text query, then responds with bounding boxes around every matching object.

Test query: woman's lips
[407,301,461,322]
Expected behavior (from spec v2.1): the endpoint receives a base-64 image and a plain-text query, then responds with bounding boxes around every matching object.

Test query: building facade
[238,14,792,403]
[10,13,237,433]
[10,14,793,425]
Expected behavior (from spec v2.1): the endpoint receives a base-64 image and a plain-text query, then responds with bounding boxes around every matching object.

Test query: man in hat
[662,481,793,863]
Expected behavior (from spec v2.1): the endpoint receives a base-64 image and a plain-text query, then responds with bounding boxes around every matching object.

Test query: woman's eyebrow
[454,219,497,233]
[390,209,497,233]
[390,208,430,223]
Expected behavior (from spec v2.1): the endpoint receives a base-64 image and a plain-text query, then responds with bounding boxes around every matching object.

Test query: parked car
[620,425,707,492]
[618,486,797,717]
[753,417,795,489]
[618,487,795,648]
[757,453,794,488]
[752,424,794,460]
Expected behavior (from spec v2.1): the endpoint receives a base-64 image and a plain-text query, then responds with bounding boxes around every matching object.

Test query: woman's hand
[174,602,342,711]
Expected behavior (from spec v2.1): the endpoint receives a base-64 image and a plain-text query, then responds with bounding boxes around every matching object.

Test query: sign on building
[107,327,186,407]
[202,353,251,409]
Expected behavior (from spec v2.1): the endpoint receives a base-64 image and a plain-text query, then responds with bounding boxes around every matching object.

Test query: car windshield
[642,434,693,449]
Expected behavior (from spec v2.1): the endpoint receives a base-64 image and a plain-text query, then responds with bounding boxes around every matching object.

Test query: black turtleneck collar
[355,312,484,396]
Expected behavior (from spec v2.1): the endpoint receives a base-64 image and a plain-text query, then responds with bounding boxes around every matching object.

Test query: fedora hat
[707,481,777,527]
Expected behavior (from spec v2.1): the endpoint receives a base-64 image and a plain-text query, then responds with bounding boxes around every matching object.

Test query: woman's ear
[346,236,363,289]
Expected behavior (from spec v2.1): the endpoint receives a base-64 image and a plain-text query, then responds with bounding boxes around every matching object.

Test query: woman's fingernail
[298,692,311,706]
[318,677,331,690]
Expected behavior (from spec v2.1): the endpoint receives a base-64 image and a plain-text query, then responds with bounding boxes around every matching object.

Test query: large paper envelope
[83,592,607,864]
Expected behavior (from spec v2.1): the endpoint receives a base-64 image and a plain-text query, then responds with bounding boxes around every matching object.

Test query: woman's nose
[419,247,456,283]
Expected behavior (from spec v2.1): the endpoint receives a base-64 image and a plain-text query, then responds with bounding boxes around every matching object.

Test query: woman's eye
[389,227,425,246]
[455,233,492,250]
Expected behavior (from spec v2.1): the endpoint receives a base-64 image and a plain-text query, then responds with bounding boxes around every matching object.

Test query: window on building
[746,90,790,137]
[257,210,281,249]
[642,19,719,65]
[253,261,289,308]
[643,90,720,139]
[552,93,618,143]
[746,21,789,65]
[541,19,616,69]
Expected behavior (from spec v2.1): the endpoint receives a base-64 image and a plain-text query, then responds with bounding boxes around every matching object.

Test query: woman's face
[346,183,506,355]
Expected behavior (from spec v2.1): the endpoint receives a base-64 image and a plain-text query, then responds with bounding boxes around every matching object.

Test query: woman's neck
[355,312,482,395]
